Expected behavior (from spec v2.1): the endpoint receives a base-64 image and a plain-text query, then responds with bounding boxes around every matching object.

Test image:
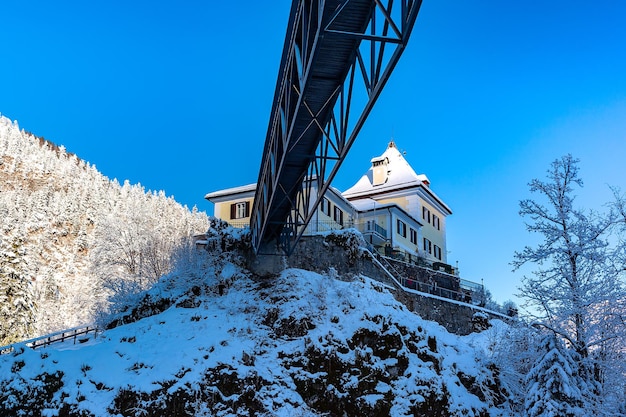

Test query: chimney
[371,156,389,186]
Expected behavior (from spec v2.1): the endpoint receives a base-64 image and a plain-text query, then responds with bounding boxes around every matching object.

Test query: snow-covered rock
[0,229,511,416]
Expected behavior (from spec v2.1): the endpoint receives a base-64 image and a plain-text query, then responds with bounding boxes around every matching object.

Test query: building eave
[353,200,424,227]
[344,182,452,216]
[205,183,257,202]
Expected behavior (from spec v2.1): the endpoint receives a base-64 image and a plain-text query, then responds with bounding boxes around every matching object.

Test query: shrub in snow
[205,216,251,253]
[471,311,490,333]
[323,229,366,266]
[502,300,518,317]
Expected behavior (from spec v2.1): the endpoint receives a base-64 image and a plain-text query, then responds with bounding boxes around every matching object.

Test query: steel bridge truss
[251,0,423,255]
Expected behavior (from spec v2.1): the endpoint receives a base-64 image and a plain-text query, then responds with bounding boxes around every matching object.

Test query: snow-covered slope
[0,115,209,341]
[1,227,511,416]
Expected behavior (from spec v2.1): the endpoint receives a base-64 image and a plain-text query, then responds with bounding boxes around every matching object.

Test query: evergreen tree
[0,236,35,345]
[0,115,209,339]
[524,333,586,417]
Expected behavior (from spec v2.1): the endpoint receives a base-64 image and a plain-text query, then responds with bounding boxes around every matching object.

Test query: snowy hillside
[0,226,511,416]
[0,115,209,343]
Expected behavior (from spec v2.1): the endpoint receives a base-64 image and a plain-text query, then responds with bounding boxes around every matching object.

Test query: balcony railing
[303,219,389,241]
[218,220,250,229]
[360,221,388,238]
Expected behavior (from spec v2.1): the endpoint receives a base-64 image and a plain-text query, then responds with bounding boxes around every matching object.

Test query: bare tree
[513,154,626,414]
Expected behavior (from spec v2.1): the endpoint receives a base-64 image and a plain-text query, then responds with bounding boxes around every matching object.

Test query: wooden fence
[0,325,99,355]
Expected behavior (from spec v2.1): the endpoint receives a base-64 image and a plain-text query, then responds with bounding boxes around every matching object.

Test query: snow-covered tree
[0,236,35,345]
[0,115,209,340]
[513,155,626,413]
[524,333,586,417]
[513,155,622,353]
[91,183,208,296]
[482,323,541,414]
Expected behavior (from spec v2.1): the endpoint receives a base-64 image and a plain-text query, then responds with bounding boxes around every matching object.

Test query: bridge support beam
[251,0,423,255]
[247,241,287,277]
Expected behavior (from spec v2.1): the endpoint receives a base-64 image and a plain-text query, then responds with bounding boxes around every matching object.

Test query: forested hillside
[0,115,209,344]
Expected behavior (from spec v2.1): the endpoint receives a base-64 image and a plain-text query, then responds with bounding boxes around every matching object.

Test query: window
[333,206,344,225]
[410,228,418,245]
[320,198,331,216]
[434,245,442,260]
[230,201,250,219]
[422,206,441,229]
[422,206,431,224]
[396,219,406,238]
[423,237,432,254]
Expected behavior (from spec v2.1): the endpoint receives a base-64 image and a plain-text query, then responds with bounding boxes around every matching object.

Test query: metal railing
[357,221,388,238]
[367,248,511,320]
[214,218,488,304]
[373,251,475,302]
[396,272,476,304]
[216,220,249,229]
[460,278,483,292]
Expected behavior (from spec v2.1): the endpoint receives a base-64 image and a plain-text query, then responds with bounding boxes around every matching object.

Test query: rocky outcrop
[288,232,506,335]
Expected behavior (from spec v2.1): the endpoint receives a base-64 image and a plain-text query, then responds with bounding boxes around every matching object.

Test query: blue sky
[2,1,626,306]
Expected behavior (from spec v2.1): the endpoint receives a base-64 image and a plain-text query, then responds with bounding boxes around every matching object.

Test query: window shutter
[230,203,236,219]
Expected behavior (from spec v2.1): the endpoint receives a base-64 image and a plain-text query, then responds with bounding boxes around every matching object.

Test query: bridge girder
[251,0,423,255]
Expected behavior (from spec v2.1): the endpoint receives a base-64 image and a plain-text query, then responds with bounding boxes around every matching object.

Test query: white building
[205,140,453,266]
[343,140,452,264]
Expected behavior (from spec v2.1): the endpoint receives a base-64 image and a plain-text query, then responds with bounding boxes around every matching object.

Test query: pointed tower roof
[342,141,451,214]
[343,141,428,195]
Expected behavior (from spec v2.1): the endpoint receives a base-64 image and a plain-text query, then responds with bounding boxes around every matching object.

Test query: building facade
[342,141,452,264]
[205,141,452,267]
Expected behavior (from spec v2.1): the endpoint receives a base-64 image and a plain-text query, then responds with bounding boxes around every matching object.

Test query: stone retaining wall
[286,234,503,335]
